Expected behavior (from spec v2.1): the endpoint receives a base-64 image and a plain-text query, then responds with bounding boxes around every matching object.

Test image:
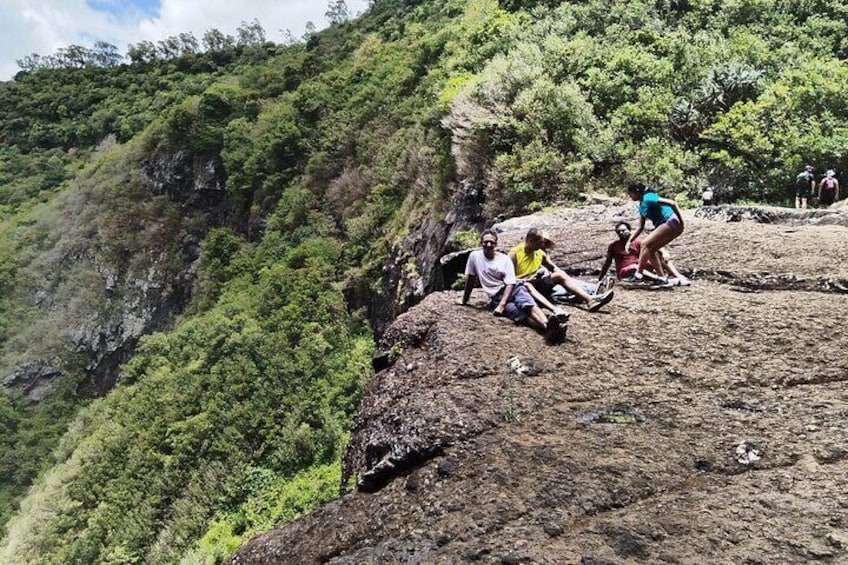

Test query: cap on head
[805,165,813,171]
[826,169,835,178]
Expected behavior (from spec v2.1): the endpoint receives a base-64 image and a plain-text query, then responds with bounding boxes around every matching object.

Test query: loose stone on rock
[735,440,762,465]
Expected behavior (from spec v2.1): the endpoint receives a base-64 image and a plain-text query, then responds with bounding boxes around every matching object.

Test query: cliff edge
[230,204,848,564]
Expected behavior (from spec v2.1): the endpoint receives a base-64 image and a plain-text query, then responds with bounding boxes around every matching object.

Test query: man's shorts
[489,282,536,323]
[796,186,811,198]
[529,272,555,296]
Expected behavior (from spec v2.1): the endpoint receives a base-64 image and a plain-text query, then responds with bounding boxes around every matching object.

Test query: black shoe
[545,316,559,343]
[545,316,566,344]
[650,277,673,288]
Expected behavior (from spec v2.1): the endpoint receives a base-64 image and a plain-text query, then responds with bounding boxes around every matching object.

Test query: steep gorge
[3,0,848,560]
[1,134,230,400]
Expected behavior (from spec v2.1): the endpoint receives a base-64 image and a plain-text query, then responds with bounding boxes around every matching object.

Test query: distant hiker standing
[598,221,690,286]
[701,187,714,207]
[622,182,685,287]
[461,229,564,343]
[508,227,614,313]
[818,170,840,207]
[795,165,815,209]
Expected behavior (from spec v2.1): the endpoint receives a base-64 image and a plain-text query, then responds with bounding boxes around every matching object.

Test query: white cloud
[0,0,370,80]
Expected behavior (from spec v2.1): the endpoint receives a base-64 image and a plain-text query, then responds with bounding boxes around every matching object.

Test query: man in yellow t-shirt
[508,228,614,313]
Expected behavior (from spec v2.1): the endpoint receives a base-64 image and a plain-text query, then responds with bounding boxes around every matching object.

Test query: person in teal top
[623,181,685,286]
[638,190,675,226]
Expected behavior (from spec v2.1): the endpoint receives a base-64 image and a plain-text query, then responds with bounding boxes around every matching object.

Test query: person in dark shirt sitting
[598,221,690,287]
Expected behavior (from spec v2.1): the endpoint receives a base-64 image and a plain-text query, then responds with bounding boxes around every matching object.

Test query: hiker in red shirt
[598,222,690,287]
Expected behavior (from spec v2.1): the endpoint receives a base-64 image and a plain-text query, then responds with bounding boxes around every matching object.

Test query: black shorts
[529,274,555,296]
[820,190,835,206]
[796,186,811,198]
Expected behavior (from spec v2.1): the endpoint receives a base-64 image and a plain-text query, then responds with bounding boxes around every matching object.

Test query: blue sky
[87,0,161,19]
[1,0,369,80]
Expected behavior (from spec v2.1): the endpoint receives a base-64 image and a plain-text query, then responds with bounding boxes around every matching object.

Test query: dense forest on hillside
[1,0,847,562]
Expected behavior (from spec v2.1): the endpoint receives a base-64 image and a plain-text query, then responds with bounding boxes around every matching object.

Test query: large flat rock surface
[230,205,848,564]
[496,203,848,283]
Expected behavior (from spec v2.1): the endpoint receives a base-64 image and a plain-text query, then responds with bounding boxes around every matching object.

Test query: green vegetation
[1,0,848,562]
[3,225,373,564]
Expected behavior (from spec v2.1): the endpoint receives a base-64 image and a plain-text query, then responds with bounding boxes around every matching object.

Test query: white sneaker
[588,290,614,312]
[675,276,691,287]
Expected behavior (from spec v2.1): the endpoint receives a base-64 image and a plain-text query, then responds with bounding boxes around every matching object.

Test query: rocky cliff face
[346,178,487,337]
[230,204,848,564]
[1,144,230,400]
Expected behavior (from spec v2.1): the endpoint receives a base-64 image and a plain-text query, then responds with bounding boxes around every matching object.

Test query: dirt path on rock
[230,206,848,564]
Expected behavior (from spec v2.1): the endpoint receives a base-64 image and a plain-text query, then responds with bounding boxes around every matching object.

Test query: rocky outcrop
[345,178,486,337]
[67,258,196,396]
[0,361,62,403]
[229,204,848,564]
[2,141,229,401]
[695,203,848,226]
[140,149,229,220]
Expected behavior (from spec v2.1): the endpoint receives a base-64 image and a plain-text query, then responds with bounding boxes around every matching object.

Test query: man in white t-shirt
[460,229,565,343]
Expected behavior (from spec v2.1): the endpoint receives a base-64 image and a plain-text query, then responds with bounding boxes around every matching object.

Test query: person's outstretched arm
[625,217,646,253]
[493,283,513,315]
[541,251,561,274]
[598,247,613,281]
[461,275,477,305]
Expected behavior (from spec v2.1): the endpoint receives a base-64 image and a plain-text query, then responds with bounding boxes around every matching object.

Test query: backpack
[822,177,836,191]
[796,172,812,188]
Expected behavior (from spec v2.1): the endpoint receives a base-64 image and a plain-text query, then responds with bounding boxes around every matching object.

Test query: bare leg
[648,248,666,277]
[662,257,683,279]
[622,263,662,281]
[524,305,547,330]
[524,281,566,315]
[637,244,656,276]
[551,271,593,303]
[637,222,682,277]
[801,197,808,209]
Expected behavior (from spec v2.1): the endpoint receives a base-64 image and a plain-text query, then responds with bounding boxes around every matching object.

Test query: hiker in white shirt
[460,229,565,343]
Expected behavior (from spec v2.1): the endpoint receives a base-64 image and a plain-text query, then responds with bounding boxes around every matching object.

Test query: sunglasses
[482,240,497,247]
[616,229,629,234]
